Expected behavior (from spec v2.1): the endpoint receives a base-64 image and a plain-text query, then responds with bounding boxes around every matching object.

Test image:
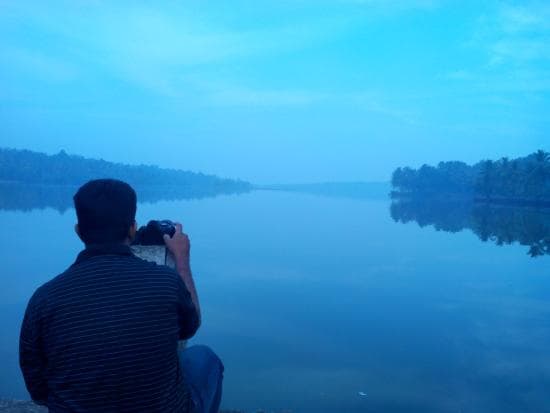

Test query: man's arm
[19,291,48,405]
[164,223,201,326]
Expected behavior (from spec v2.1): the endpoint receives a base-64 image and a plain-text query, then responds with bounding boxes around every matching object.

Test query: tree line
[391,150,550,205]
[0,147,251,193]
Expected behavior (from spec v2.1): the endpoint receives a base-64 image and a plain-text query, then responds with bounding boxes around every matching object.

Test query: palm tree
[530,150,550,201]
[534,149,550,163]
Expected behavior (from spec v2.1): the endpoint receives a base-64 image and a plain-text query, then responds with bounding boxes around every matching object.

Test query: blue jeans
[179,345,224,413]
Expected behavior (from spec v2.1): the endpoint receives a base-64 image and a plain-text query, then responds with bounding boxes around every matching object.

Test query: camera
[133,220,176,246]
[130,220,185,349]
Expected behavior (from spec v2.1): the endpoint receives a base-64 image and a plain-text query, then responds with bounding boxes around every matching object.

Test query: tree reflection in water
[0,182,251,213]
[390,199,550,257]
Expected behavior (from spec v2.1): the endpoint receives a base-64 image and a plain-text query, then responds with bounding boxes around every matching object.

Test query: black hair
[73,179,137,245]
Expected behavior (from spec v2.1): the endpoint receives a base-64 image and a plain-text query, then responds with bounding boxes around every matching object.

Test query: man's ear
[128,220,137,241]
[75,224,84,242]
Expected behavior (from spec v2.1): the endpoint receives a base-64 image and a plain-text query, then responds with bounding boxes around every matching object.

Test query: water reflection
[390,198,550,257]
[0,182,251,213]
[1,189,550,411]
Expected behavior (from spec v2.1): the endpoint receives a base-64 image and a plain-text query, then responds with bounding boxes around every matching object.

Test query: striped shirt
[19,244,200,412]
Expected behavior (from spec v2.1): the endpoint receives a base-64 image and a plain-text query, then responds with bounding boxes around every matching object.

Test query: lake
[1,188,549,412]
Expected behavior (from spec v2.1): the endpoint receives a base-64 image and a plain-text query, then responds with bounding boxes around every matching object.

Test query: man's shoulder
[29,264,75,303]
[66,252,170,272]
[63,253,181,286]
[29,256,181,310]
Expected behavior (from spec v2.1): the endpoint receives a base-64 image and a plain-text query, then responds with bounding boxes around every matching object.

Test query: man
[19,179,223,412]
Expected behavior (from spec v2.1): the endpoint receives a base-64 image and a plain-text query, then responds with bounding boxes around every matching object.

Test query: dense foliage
[0,147,251,192]
[391,150,550,204]
[391,199,550,257]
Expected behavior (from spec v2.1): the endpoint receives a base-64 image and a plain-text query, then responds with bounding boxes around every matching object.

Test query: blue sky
[0,0,548,183]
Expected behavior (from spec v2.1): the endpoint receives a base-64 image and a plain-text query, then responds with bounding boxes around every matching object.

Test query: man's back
[20,244,199,413]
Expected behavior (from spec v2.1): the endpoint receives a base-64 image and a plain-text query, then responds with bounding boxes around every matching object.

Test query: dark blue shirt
[19,244,200,412]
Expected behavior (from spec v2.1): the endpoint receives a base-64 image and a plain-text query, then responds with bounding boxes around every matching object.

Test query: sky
[0,0,549,184]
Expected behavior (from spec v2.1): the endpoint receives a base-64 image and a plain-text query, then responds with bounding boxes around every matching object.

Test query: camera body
[131,219,177,269]
[133,219,176,246]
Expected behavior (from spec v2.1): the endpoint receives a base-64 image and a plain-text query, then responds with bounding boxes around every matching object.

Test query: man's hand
[163,222,201,324]
[163,223,190,263]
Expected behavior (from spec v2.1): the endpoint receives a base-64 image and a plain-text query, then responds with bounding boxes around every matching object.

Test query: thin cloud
[442,70,474,80]
[484,4,550,65]
[336,0,443,11]
[198,81,419,125]
[0,3,353,96]
[0,46,77,83]
[206,86,328,107]
[445,2,550,99]
[498,4,550,34]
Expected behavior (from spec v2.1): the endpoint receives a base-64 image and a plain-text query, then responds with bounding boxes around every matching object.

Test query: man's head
[73,179,137,245]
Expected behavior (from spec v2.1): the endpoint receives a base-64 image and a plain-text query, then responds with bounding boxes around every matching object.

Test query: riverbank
[0,399,256,413]
[0,400,44,413]
[0,400,247,413]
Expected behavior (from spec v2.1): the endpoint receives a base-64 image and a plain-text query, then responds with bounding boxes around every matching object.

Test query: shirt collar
[74,243,134,265]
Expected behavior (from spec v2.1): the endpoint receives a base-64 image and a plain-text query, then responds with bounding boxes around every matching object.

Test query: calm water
[1,190,549,412]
